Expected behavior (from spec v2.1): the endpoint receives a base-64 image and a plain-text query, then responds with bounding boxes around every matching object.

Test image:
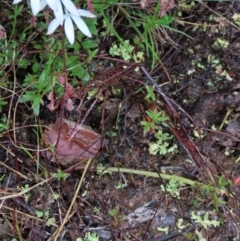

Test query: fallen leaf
[42,118,102,165]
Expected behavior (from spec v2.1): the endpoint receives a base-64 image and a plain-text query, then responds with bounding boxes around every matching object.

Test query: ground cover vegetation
[0,0,240,240]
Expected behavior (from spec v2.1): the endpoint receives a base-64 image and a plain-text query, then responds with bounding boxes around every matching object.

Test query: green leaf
[149,141,168,155]
[82,72,91,84]
[38,69,47,82]
[66,56,78,66]
[32,96,41,116]
[84,18,98,36]
[36,210,49,218]
[87,48,98,61]
[145,110,167,123]
[70,65,85,79]
[109,44,121,56]
[149,142,161,155]
[82,39,98,49]
[22,74,37,86]
[140,120,155,133]
[20,91,37,102]
[155,130,172,141]
[156,15,174,26]
[34,44,43,50]
[15,4,24,15]
[46,217,56,226]
[19,32,27,43]
[19,57,28,68]
[32,62,39,73]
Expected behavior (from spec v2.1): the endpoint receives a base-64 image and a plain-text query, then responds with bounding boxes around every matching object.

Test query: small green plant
[108,206,124,227]
[232,13,240,27]
[213,38,229,48]
[109,39,144,64]
[145,86,156,101]
[35,210,56,226]
[161,179,185,199]
[149,130,178,155]
[36,210,49,219]
[157,226,169,234]
[118,3,175,68]
[46,217,56,226]
[53,169,68,181]
[20,72,56,116]
[110,40,134,61]
[77,232,99,241]
[141,110,168,133]
[191,211,220,230]
[141,86,178,155]
[20,184,31,203]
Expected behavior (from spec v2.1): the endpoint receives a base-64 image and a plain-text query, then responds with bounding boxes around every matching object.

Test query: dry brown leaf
[42,118,102,165]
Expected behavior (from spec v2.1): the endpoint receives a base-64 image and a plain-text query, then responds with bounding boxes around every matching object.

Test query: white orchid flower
[47,10,96,44]
[13,0,46,15]
[12,0,80,25]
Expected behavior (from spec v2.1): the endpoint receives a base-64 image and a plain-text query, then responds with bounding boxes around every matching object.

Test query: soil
[1,1,240,241]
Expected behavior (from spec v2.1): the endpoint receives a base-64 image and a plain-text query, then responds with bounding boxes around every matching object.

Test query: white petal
[78,9,96,18]
[46,18,60,34]
[39,0,48,11]
[53,0,64,25]
[30,0,41,15]
[61,0,79,16]
[71,16,92,38]
[46,0,58,11]
[64,16,74,44]
[13,0,23,4]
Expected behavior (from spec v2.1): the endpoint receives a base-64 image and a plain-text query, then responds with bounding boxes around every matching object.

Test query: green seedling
[141,110,168,134]
[36,210,56,226]
[110,40,134,61]
[20,184,31,203]
[191,211,220,230]
[114,181,128,189]
[149,130,178,155]
[177,218,188,229]
[46,217,56,226]
[36,210,49,219]
[161,179,185,199]
[53,169,68,181]
[141,105,177,155]
[207,54,220,67]
[157,226,169,234]
[213,38,229,48]
[108,206,124,226]
[77,232,99,241]
[145,86,156,101]
[232,13,240,27]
